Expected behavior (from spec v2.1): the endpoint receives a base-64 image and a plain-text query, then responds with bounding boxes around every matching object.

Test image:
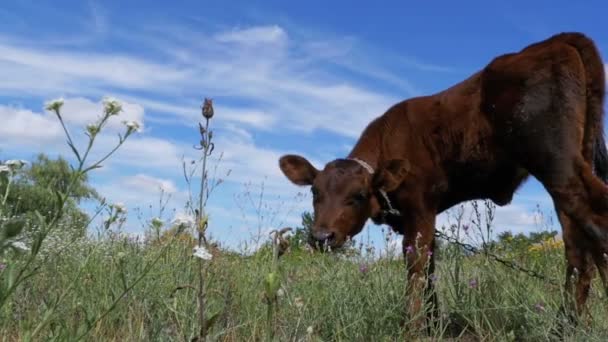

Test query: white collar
[347,157,402,219]
[349,157,374,174]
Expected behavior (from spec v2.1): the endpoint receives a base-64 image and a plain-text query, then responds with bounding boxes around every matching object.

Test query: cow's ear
[279,154,319,186]
[372,159,410,192]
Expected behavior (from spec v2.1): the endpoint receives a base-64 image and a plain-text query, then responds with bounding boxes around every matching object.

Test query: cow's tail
[553,32,607,183]
[594,129,608,184]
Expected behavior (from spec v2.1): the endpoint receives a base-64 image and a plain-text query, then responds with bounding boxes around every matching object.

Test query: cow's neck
[346,116,386,171]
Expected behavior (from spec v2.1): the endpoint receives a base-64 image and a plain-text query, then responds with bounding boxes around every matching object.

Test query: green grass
[1,231,607,341]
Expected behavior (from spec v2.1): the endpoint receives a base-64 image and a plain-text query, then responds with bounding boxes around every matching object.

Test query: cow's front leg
[401,214,437,334]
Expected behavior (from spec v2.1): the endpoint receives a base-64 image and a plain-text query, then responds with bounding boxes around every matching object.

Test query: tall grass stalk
[195,98,216,341]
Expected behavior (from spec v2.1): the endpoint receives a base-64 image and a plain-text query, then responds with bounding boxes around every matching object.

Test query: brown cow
[278,32,607,327]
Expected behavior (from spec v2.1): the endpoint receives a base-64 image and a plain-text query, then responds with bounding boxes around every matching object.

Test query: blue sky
[1,1,607,252]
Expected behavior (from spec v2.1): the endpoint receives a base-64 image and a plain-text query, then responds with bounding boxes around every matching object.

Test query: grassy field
[1,225,608,341]
[2,99,608,341]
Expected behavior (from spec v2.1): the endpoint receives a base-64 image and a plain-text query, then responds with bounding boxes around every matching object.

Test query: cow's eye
[348,191,368,205]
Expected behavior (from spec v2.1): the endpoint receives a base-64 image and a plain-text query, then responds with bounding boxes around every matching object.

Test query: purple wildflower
[463,224,469,232]
[427,250,433,257]
[429,274,438,284]
[0,263,5,271]
[405,245,414,254]
[359,263,368,274]
[468,278,478,289]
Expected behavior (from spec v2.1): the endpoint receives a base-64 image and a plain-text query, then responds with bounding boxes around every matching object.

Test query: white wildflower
[173,213,195,228]
[277,288,285,297]
[306,326,313,335]
[193,245,213,260]
[111,202,126,213]
[123,120,141,133]
[294,297,304,309]
[45,97,64,112]
[102,97,122,116]
[5,160,27,170]
[12,241,29,252]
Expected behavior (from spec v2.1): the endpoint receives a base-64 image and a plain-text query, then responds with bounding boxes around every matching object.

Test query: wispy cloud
[0,105,62,144]
[94,173,185,214]
[215,25,287,45]
[0,97,143,151]
[0,21,427,139]
[0,43,191,94]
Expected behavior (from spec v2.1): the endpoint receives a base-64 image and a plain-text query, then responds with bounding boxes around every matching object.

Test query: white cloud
[99,135,187,170]
[215,25,287,46]
[95,174,183,209]
[0,23,400,139]
[0,43,191,93]
[134,98,276,129]
[123,174,177,193]
[61,97,145,131]
[0,97,183,177]
[435,200,554,243]
[493,205,539,228]
[0,96,144,148]
[0,105,62,145]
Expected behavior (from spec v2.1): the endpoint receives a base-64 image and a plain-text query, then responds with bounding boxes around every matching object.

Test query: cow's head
[279,154,410,249]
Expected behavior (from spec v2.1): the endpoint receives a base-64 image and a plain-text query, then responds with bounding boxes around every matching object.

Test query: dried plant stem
[197,117,211,341]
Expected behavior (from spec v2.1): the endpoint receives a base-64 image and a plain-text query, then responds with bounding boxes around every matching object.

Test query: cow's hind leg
[530,157,608,312]
[590,243,608,298]
[515,103,608,307]
[558,211,595,317]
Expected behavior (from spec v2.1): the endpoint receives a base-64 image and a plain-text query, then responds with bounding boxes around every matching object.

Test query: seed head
[86,124,100,136]
[264,272,280,299]
[202,98,214,119]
